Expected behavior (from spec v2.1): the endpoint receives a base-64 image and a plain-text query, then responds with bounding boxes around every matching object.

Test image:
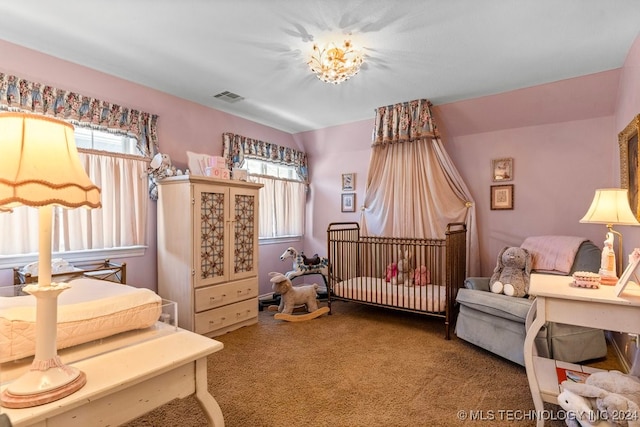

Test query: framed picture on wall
[492,158,513,182]
[342,173,355,191]
[341,193,356,212]
[490,184,514,210]
[619,114,640,220]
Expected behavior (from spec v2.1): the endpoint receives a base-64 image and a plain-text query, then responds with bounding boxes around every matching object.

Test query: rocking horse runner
[279,247,329,285]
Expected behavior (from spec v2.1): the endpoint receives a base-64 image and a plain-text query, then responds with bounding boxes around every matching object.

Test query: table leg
[194,357,225,427]
[524,299,546,427]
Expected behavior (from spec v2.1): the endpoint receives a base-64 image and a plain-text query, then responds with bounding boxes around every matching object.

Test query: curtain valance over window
[362,99,480,276]
[222,132,309,185]
[0,73,159,157]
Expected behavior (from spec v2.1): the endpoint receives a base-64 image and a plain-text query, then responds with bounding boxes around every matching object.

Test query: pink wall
[2,34,640,298]
[615,34,640,262]
[610,34,640,367]
[0,40,301,294]
[299,73,622,276]
[295,119,373,255]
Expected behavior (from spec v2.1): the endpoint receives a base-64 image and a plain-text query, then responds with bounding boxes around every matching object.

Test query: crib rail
[326,222,467,339]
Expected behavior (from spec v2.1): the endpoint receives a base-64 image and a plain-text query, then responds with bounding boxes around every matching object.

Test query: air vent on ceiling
[213,91,244,103]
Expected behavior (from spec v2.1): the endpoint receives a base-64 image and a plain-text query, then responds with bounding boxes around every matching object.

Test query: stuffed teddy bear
[413,265,430,286]
[489,246,532,297]
[558,370,640,427]
[392,250,412,286]
[269,272,319,315]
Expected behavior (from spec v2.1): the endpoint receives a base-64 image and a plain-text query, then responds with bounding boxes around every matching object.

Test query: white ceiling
[0,1,638,134]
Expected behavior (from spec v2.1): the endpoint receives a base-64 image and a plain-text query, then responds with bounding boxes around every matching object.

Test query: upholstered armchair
[455,236,607,366]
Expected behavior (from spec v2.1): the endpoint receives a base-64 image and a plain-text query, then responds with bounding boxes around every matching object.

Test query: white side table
[524,273,640,427]
[1,326,224,427]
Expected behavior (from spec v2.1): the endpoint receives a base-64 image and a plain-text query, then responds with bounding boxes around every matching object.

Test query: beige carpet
[122,302,621,427]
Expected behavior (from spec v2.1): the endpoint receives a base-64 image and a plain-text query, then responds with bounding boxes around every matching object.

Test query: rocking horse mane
[301,253,321,266]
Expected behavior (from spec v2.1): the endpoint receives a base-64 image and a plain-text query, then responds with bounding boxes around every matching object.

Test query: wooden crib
[326,222,467,339]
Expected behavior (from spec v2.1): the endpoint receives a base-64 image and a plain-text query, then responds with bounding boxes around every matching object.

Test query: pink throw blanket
[520,236,588,274]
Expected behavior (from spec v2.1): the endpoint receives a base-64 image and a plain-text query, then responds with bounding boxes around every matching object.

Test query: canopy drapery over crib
[361,99,480,276]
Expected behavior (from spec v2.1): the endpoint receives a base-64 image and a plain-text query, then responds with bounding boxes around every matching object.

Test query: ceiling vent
[213,91,244,103]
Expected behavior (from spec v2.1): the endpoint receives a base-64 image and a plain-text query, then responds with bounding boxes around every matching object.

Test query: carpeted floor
[122,302,621,427]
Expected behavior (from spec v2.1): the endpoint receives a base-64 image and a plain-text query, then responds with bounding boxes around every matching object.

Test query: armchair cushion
[464,277,491,292]
[456,288,532,323]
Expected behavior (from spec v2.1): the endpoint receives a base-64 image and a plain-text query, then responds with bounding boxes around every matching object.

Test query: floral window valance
[222,132,309,185]
[372,98,439,146]
[0,73,159,157]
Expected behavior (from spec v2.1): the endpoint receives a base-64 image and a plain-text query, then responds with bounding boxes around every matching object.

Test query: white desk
[1,325,224,427]
[524,273,640,427]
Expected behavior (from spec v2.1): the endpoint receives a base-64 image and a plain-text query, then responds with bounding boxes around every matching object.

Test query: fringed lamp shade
[0,112,101,409]
[0,112,101,209]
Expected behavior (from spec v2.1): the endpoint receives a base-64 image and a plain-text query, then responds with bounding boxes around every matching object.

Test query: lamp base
[1,368,86,409]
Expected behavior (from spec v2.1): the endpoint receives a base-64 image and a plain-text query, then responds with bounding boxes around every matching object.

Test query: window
[245,159,306,240]
[0,127,149,268]
[74,127,139,155]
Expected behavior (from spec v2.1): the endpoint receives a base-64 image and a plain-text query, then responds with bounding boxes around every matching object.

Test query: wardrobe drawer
[194,298,258,335]
[194,277,258,312]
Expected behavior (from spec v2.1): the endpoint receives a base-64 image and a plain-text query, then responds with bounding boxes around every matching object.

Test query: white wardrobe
[157,175,262,337]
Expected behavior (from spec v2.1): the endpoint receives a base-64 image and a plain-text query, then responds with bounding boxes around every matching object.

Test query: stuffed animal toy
[558,370,640,427]
[557,389,608,427]
[269,272,319,315]
[413,266,430,286]
[392,250,412,286]
[147,152,182,200]
[489,246,532,297]
[148,152,178,179]
[385,262,398,282]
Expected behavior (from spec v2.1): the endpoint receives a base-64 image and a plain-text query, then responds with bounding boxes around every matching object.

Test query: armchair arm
[464,277,491,292]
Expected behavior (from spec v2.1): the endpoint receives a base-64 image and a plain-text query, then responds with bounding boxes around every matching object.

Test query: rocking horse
[279,247,329,285]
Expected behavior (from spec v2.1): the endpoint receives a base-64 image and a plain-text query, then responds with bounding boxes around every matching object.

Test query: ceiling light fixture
[307,40,364,84]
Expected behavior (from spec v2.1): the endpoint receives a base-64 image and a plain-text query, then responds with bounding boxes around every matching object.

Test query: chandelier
[307,40,364,84]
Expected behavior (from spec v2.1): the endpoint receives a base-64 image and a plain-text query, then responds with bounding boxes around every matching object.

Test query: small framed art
[341,193,356,212]
[492,158,513,182]
[342,173,355,191]
[490,184,514,210]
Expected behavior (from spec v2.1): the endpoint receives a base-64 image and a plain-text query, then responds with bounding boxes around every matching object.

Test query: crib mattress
[332,276,447,312]
[0,278,162,362]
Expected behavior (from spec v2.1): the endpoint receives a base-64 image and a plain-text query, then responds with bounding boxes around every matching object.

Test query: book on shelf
[556,363,605,387]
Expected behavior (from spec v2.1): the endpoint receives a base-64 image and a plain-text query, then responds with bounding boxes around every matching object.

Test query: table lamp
[0,112,101,408]
[580,188,639,277]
